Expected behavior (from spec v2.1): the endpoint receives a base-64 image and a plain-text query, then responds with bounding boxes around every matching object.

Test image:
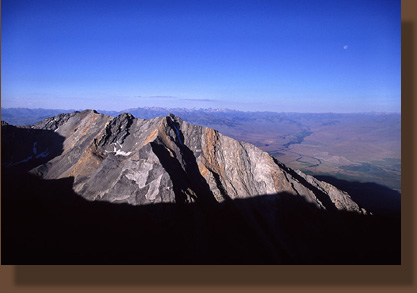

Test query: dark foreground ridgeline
[2,171,400,264]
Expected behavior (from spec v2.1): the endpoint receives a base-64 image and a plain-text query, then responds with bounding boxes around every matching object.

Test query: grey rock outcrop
[4,109,364,214]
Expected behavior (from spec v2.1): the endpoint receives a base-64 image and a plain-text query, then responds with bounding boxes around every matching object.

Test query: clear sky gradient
[1,0,401,112]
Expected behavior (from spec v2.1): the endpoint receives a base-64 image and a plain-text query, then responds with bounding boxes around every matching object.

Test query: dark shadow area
[3,166,400,266]
[1,124,65,174]
[314,175,401,217]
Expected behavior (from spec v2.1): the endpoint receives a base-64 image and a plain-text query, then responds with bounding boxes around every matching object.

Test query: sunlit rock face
[4,109,365,214]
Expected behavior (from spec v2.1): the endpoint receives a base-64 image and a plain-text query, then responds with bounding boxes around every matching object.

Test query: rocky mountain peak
[2,110,366,214]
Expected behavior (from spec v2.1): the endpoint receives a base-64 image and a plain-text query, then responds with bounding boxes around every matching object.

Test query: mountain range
[1,110,400,264]
[1,106,401,195]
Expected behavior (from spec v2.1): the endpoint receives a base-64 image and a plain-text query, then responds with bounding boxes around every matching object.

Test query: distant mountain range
[1,110,400,264]
[0,106,400,127]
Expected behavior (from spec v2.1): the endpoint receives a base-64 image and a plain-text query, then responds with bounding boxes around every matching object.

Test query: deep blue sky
[1,0,401,112]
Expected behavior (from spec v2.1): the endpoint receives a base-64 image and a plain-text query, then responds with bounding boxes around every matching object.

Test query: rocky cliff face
[3,109,365,214]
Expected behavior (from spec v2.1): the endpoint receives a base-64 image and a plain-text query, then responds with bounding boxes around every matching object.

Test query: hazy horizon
[0,105,402,115]
[2,0,401,113]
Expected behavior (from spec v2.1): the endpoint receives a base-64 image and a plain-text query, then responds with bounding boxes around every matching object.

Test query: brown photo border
[0,0,416,292]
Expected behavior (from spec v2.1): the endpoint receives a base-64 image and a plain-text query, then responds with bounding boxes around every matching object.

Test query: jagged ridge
[2,109,366,214]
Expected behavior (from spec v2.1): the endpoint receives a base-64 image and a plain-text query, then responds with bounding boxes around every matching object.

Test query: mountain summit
[3,109,365,213]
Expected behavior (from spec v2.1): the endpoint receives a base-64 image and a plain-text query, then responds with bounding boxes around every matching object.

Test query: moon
[343,45,348,49]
